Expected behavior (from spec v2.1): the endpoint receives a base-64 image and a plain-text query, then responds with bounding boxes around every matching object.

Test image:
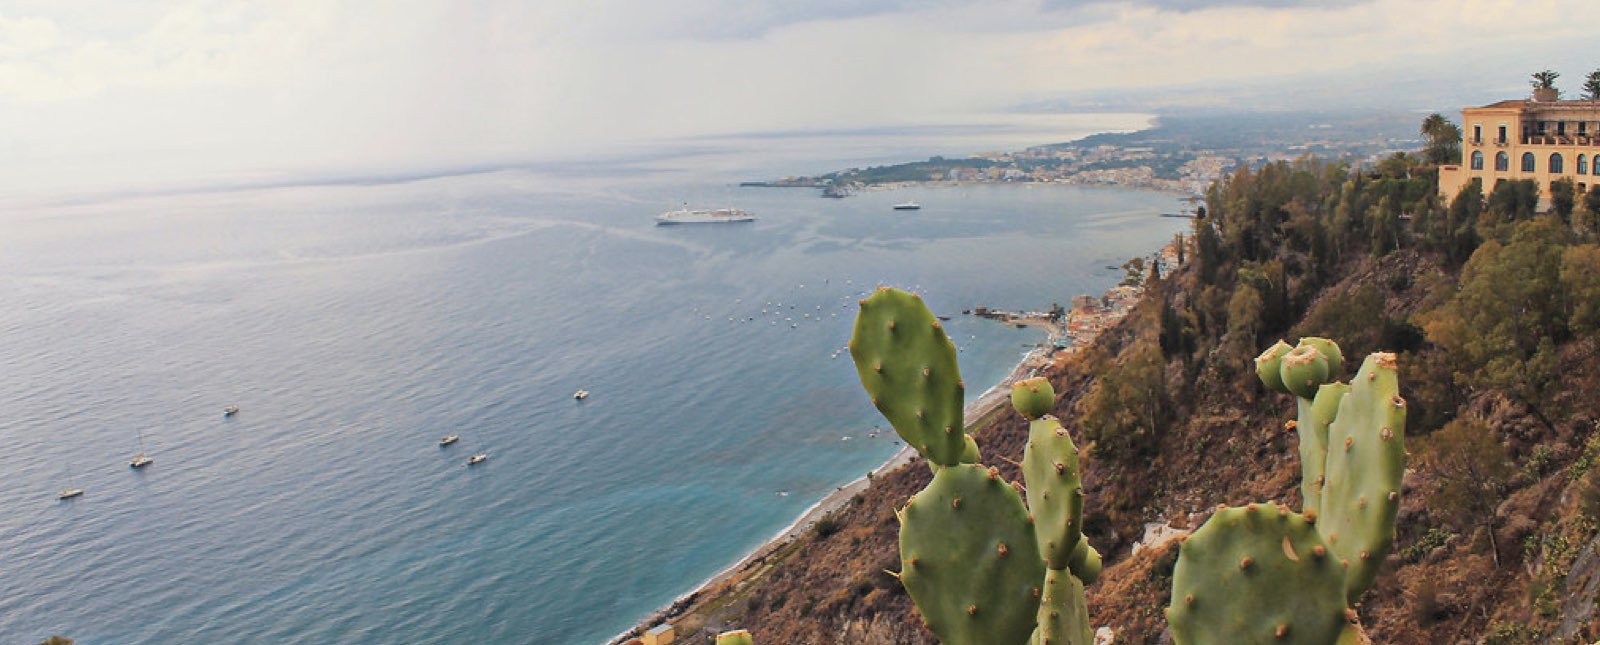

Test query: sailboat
[129,429,153,468]
[58,466,83,500]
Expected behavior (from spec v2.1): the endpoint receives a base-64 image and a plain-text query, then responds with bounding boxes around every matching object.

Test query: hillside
[653,157,1600,644]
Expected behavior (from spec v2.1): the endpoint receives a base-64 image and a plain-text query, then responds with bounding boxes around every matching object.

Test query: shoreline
[608,323,1067,644]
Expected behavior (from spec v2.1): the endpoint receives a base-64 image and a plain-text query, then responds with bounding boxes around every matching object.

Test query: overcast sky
[0,0,1592,197]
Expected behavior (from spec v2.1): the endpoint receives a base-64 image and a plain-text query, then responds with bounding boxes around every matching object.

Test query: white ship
[655,207,755,225]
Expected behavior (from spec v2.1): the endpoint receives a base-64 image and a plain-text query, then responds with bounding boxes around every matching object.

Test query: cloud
[0,0,1593,199]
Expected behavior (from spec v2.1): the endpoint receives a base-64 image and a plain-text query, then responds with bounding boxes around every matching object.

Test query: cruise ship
[655,208,755,225]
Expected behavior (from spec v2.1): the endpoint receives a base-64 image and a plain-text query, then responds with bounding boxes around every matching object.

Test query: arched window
[1496,152,1509,171]
[1580,155,1590,175]
[1550,153,1564,174]
[1522,152,1536,172]
[1471,150,1484,170]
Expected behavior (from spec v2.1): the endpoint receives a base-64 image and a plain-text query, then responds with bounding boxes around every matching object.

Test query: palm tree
[1584,69,1600,101]
[1420,113,1463,165]
[1531,69,1560,90]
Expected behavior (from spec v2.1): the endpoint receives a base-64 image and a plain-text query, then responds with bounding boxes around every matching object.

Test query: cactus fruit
[1022,416,1084,569]
[716,630,754,645]
[1320,353,1405,604]
[1296,382,1349,513]
[899,464,1045,645]
[1255,340,1293,394]
[962,434,982,464]
[1297,337,1345,379]
[1279,344,1330,399]
[1168,503,1349,645]
[1011,377,1056,420]
[1035,568,1094,645]
[851,288,967,466]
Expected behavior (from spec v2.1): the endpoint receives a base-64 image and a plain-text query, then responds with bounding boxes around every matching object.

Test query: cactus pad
[1066,540,1101,586]
[1168,503,1349,645]
[1255,340,1293,394]
[1011,377,1056,420]
[851,288,967,466]
[962,434,981,464]
[715,630,754,645]
[1297,382,1349,513]
[1023,416,1084,569]
[1036,568,1094,645]
[899,464,1044,645]
[1320,353,1405,604]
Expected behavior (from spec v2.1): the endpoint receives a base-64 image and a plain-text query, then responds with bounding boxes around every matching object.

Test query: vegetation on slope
[672,151,1600,644]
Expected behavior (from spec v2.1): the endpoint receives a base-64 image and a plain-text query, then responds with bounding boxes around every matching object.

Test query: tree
[1580,185,1600,239]
[1584,69,1600,101]
[1531,69,1561,93]
[1563,244,1600,336]
[1549,177,1576,225]
[1420,113,1463,165]
[1419,419,1513,566]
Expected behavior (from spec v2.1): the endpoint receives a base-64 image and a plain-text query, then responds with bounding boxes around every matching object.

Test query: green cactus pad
[1168,503,1349,645]
[715,630,754,645]
[851,288,967,466]
[1023,417,1084,569]
[1298,337,1345,379]
[1279,344,1331,399]
[1255,340,1293,394]
[1011,377,1056,420]
[1297,382,1349,513]
[962,434,981,464]
[1320,353,1405,604]
[1066,540,1101,586]
[1036,568,1094,645]
[899,464,1044,645]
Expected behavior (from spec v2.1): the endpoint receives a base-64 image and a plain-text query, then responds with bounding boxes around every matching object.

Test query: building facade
[1437,98,1600,200]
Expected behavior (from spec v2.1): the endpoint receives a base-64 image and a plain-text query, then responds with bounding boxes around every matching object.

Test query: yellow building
[1437,96,1600,201]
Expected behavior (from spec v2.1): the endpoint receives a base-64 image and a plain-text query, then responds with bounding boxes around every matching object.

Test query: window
[1473,124,1482,144]
[1558,121,1567,136]
[1582,122,1590,137]
[1496,152,1509,171]
[1471,151,1484,170]
[1498,125,1508,144]
[1581,155,1590,175]
[1551,153,1565,174]
[1523,152,1536,172]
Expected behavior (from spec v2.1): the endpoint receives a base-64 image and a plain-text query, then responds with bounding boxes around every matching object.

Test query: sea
[0,115,1190,644]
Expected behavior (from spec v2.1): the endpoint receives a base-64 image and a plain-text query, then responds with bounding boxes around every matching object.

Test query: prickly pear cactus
[1320,353,1405,604]
[1255,340,1292,394]
[1011,377,1056,420]
[899,464,1044,645]
[1035,568,1094,645]
[1296,382,1348,513]
[962,434,981,464]
[850,288,967,466]
[1168,503,1349,645]
[715,629,754,645]
[1022,415,1083,570]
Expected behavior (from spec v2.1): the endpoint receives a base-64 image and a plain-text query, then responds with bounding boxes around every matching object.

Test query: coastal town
[746,111,1421,197]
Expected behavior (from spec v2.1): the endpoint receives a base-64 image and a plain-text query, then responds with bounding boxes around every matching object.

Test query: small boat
[468,454,488,466]
[573,390,589,400]
[58,488,84,500]
[893,202,921,210]
[223,405,240,417]
[439,435,460,447]
[130,429,153,468]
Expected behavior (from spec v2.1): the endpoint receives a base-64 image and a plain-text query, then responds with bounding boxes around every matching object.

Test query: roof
[1469,99,1600,111]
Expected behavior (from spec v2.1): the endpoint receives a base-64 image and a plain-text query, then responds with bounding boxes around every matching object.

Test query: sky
[0,0,1594,198]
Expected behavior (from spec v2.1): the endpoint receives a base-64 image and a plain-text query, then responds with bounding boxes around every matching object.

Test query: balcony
[1523,135,1600,147]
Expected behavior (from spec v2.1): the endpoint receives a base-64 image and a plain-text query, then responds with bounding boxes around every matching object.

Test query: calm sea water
[0,123,1188,644]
